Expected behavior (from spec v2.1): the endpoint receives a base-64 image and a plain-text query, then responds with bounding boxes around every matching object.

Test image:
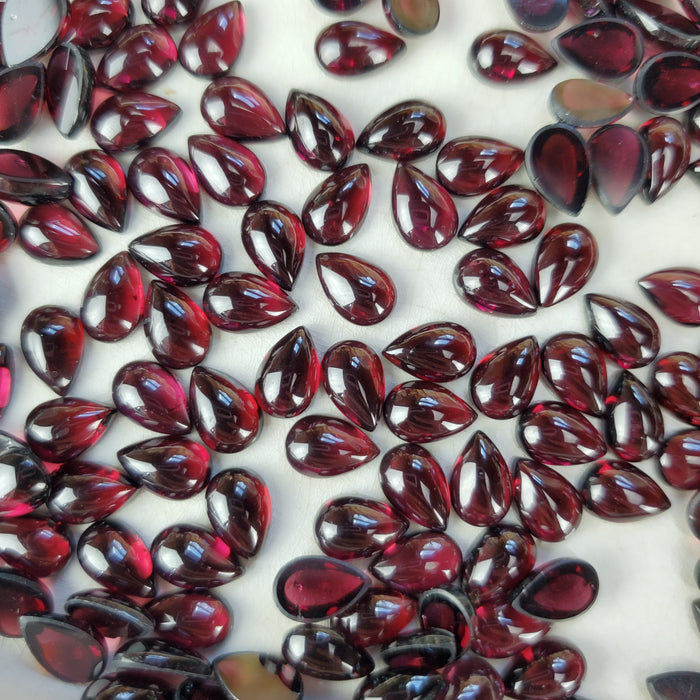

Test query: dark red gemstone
[554,18,644,80]
[0,432,48,518]
[302,163,372,245]
[275,556,370,621]
[380,443,450,530]
[322,340,385,431]
[148,592,231,649]
[78,520,155,597]
[113,360,190,435]
[681,0,700,22]
[0,148,72,204]
[470,336,540,419]
[118,437,210,500]
[61,0,131,50]
[442,655,506,700]
[241,201,305,290]
[471,30,557,82]
[357,100,445,161]
[65,589,155,639]
[128,147,200,222]
[151,524,242,589]
[392,163,457,250]
[451,431,512,527]
[653,352,700,426]
[640,268,700,325]
[25,397,115,462]
[206,468,270,558]
[454,248,537,316]
[21,305,84,395]
[514,459,584,542]
[551,78,634,128]
[0,345,11,418]
[19,203,99,262]
[659,430,700,489]
[188,134,265,207]
[419,588,474,652]
[507,0,568,31]
[639,116,691,202]
[22,614,105,683]
[91,92,181,153]
[286,414,379,477]
[384,380,476,443]
[215,653,302,700]
[370,531,462,593]
[143,0,201,25]
[200,76,284,140]
[0,204,16,253]
[581,459,671,520]
[0,516,71,578]
[0,569,51,637]
[317,0,366,9]
[647,672,700,700]
[96,24,176,91]
[356,670,445,699]
[572,0,615,18]
[178,1,245,76]
[618,0,700,50]
[383,0,440,35]
[587,293,660,368]
[636,52,700,114]
[471,601,550,658]
[381,629,456,672]
[0,62,44,140]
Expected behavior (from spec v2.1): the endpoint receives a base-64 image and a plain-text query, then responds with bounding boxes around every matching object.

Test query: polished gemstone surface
[215,653,302,700]
[0,432,49,519]
[647,672,700,700]
[640,116,691,203]
[0,570,51,638]
[639,268,700,325]
[356,670,446,699]
[0,148,72,204]
[0,62,44,141]
[381,629,456,672]
[383,0,440,34]
[471,30,557,82]
[61,0,131,49]
[418,587,474,652]
[0,515,71,578]
[142,0,201,25]
[550,79,634,128]
[507,0,568,31]
[659,430,700,490]
[442,655,505,700]
[635,52,700,114]
[652,352,700,426]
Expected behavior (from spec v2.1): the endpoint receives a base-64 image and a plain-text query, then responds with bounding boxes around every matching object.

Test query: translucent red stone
[681,0,700,22]
[640,268,700,325]
[639,116,691,202]
[471,31,557,82]
[659,430,700,489]
[647,672,700,700]
[636,52,700,114]
[380,443,450,530]
[357,671,445,699]
[61,0,131,50]
[0,62,44,141]
[215,653,301,700]
[572,0,615,18]
[142,0,201,25]
[383,0,440,35]
[381,629,456,672]
[507,0,568,31]
[618,0,700,50]
[0,148,72,204]
[442,655,506,700]
[0,569,51,637]
[0,205,16,253]
[419,587,474,652]
[653,352,700,426]
[0,345,10,418]
[0,432,48,518]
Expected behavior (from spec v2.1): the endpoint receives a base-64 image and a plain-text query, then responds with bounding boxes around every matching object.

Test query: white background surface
[0,1,699,698]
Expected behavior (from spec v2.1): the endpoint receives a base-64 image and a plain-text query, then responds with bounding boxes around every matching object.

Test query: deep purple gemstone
[659,430,700,489]
[61,0,131,50]
[0,148,72,204]
[142,0,201,25]
[507,0,568,31]
[0,569,51,638]
[640,268,700,325]
[0,431,49,519]
[215,653,302,700]
[418,587,474,653]
[381,629,456,672]
[635,52,700,114]
[0,0,66,64]
[356,670,446,700]
[442,655,506,700]
[652,352,700,426]
[647,672,700,700]
[471,30,557,82]
[65,589,155,639]
[639,116,691,202]
[0,62,44,141]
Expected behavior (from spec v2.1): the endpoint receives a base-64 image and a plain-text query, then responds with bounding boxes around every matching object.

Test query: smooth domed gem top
[60,0,131,50]
[471,30,557,82]
[550,79,634,128]
[647,672,700,700]
[383,0,440,35]
[142,0,201,25]
[640,268,700,325]
[0,149,72,204]
[0,62,45,141]
[635,52,700,114]
[639,116,690,203]
[507,0,568,31]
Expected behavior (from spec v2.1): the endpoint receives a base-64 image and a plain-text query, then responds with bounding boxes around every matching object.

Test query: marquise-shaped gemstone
[315,21,405,75]
[381,629,457,672]
[356,671,445,700]
[206,468,270,557]
[66,588,154,638]
[190,366,261,453]
[241,201,305,290]
[0,345,10,418]
[551,79,634,127]
[128,147,200,222]
[0,570,51,638]
[188,134,265,206]
[322,340,385,431]
[60,0,131,50]
[442,656,505,700]
[514,459,583,541]
[470,336,540,419]
[617,0,700,50]
[0,62,44,141]
[639,116,691,202]
[653,352,700,426]
[0,432,49,518]
[178,1,245,76]
[357,100,445,160]
[215,653,301,700]
[302,163,372,245]
[648,672,700,700]
[470,31,557,82]
[586,293,660,368]
[450,431,513,527]
[0,516,71,578]
[454,248,537,316]
[21,305,84,395]
[419,588,474,653]
[526,124,590,215]
[392,163,457,250]
[380,443,450,530]
[636,52,700,114]
[581,459,671,520]
[143,0,201,25]
[507,0,568,31]
[201,76,284,140]
[383,0,440,34]
[640,268,700,325]
[0,0,65,64]
[112,360,190,435]
[0,148,72,204]
[286,415,379,476]
[659,430,700,489]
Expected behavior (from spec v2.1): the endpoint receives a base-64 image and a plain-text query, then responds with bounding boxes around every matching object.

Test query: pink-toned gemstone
[0,516,71,578]
[382,0,440,35]
[450,431,512,527]
[454,248,537,316]
[19,203,99,262]
[21,305,84,396]
[0,570,51,638]
[470,336,540,419]
[322,340,385,431]
[551,78,634,128]
[653,352,700,426]
[25,397,115,463]
[384,380,476,443]
[302,163,372,245]
[635,52,700,113]
[81,251,145,342]
[275,556,370,621]
[542,333,608,416]
[206,468,270,558]
[618,0,700,50]
[419,588,473,653]
[128,147,200,223]
[442,655,506,700]
[534,223,598,306]
[554,18,644,80]
[380,443,450,530]
[381,629,456,671]
[317,0,367,9]
[640,268,700,325]
[471,30,557,82]
[507,0,568,31]
[519,401,606,466]
[78,520,155,598]
[113,361,190,435]
[188,134,265,207]
[286,90,355,171]
[0,432,49,519]
[0,62,44,141]
[178,1,245,76]
[203,272,297,331]
[61,0,131,50]
[0,148,72,204]
[0,204,16,253]
[91,92,181,153]
[586,293,660,368]
[0,346,12,418]
[66,150,127,231]
[190,366,261,453]
[241,201,305,290]
[118,437,211,500]
[201,76,284,140]
[151,524,242,589]
[514,459,584,542]
[286,414,379,477]
[647,672,700,700]
[639,116,691,202]
[660,430,700,489]
[392,163,458,250]
[357,100,445,161]
[581,459,671,520]
[370,531,462,594]
[215,653,302,700]
[142,0,201,25]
